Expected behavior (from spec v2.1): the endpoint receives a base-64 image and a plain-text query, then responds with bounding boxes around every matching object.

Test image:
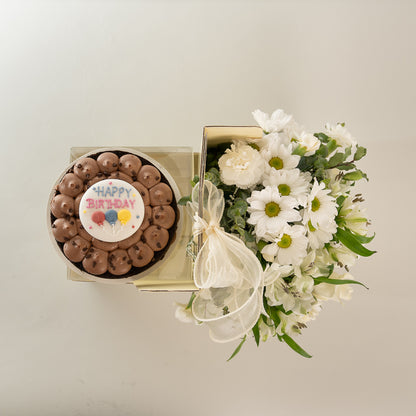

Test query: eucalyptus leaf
[178,195,191,206]
[328,152,346,167]
[354,146,367,161]
[327,139,339,154]
[314,132,330,143]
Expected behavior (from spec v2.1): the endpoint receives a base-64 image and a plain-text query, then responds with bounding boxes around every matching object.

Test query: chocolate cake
[49,149,179,280]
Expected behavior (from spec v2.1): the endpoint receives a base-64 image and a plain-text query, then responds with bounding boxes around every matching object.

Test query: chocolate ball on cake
[52,217,78,242]
[74,157,100,181]
[132,181,150,205]
[143,225,169,252]
[97,152,119,174]
[149,183,173,206]
[119,154,142,178]
[82,247,108,275]
[64,236,91,263]
[58,173,83,197]
[50,194,75,218]
[127,242,154,268]
[152,205,176,229]
[108,249,132,276]
[138,165,161,188]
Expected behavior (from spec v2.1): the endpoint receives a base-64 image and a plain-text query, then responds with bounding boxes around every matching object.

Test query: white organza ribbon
[188,181,264,343]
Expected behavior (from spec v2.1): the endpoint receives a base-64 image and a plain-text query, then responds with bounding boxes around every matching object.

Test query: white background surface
[1,1,415,415]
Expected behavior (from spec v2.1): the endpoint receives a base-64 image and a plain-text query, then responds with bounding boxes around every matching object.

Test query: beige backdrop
[1,1,415,415]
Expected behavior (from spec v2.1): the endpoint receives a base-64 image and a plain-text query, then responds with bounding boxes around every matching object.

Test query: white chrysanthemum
[325,168,352,197]
[260,138,300,174]
[174,303,199,324]
[325,123,357,155]
[339,196,368,235]
[218,142,265,189]
[305,218,337,250]
[247,186,301,238]
[261,224,308,266]
[303,180,338,229]
[313,272,354,303]
[253,108,293,133]
[263,168,311,206]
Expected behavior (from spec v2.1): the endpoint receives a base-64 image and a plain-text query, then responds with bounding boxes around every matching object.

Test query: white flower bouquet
[177,109,375,359]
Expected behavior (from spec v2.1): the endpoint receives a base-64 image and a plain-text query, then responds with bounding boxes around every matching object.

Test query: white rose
[218,142,265,189]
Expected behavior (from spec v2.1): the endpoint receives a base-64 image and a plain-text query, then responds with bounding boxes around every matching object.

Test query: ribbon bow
[188,181,264,343]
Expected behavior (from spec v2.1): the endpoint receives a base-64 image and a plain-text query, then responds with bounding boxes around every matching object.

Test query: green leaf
[316,263,335,279]
[185,292,196,309]
[314,276,369,290]
[352,232,375,244]
[316,145,329,158]
[328,152,346,167]
[234,215,245,228]
[257,240,268,251]
[336,228,376,257]
[252,321,260,347]
[233,198,248,215]
[293,145,307,156]
[227,335,247,361]
[354,146,367,161]
[344,146,352,159]
[281,334,312,358]
[327,139,339,154]
[178,195,191,206]
[343,170,368,181]
[314,132,330,143]
[336,195,347,208]
[191,175,199,187]
[314,157,329,170]
[336,164,355,171]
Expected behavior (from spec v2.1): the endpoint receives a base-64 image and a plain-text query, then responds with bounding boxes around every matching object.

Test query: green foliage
[227,335,247,361]
[178,195,191,206]
[252,320,260,347]
[185,292,196,309]
[343,170,368,181]
[313,276,369,290]
[336,227,376,257]
[281,334,312,358]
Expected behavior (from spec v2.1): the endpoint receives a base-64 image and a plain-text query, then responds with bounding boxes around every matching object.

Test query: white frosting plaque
[79,179,145,242]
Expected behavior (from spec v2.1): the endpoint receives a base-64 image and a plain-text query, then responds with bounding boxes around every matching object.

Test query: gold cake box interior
[68,126,262,292]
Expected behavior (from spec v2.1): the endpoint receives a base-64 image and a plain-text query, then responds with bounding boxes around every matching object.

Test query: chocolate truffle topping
[74,192,84,217]
[58,173,83,197]
[109,171,133,183]
[119,154,142,178]
[92,238,119,252]
[108,249,132,275]
[51,150,178,280]
[74,157,99,180]
[97,152,119,174]
[139,206,152,231]
[118,229,143,250]
[132,181,150,205]
[64,236,91,263]
[152,205,176,229]
[52,217,78,243]
[149,183,173,206]
[50,194,75,218]
[82,247,108,275]
[138,165,161,188]
[127,242,154,268]
[76,219,92,242]
[143,225,169,251]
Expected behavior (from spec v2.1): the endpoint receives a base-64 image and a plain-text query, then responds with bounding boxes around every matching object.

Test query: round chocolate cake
[48,149,180,282]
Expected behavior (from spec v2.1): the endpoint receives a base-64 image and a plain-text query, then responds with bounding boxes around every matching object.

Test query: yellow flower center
[308,220,316,232]
[265,202,281,217]
[269,157,283,170]
[311,197,321,212]
[277,234,292,248]
[278,184,291,196]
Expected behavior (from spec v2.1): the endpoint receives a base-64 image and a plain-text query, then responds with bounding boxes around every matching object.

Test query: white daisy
[325,122,357,155]
[260,137,300,174]
[247,186,301,238]
[252,108,293,133]
[303,180,338,229]
[261,224,308,266]
[263,168,311,206]
[305,218,337,250]
[218,142,265,189]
